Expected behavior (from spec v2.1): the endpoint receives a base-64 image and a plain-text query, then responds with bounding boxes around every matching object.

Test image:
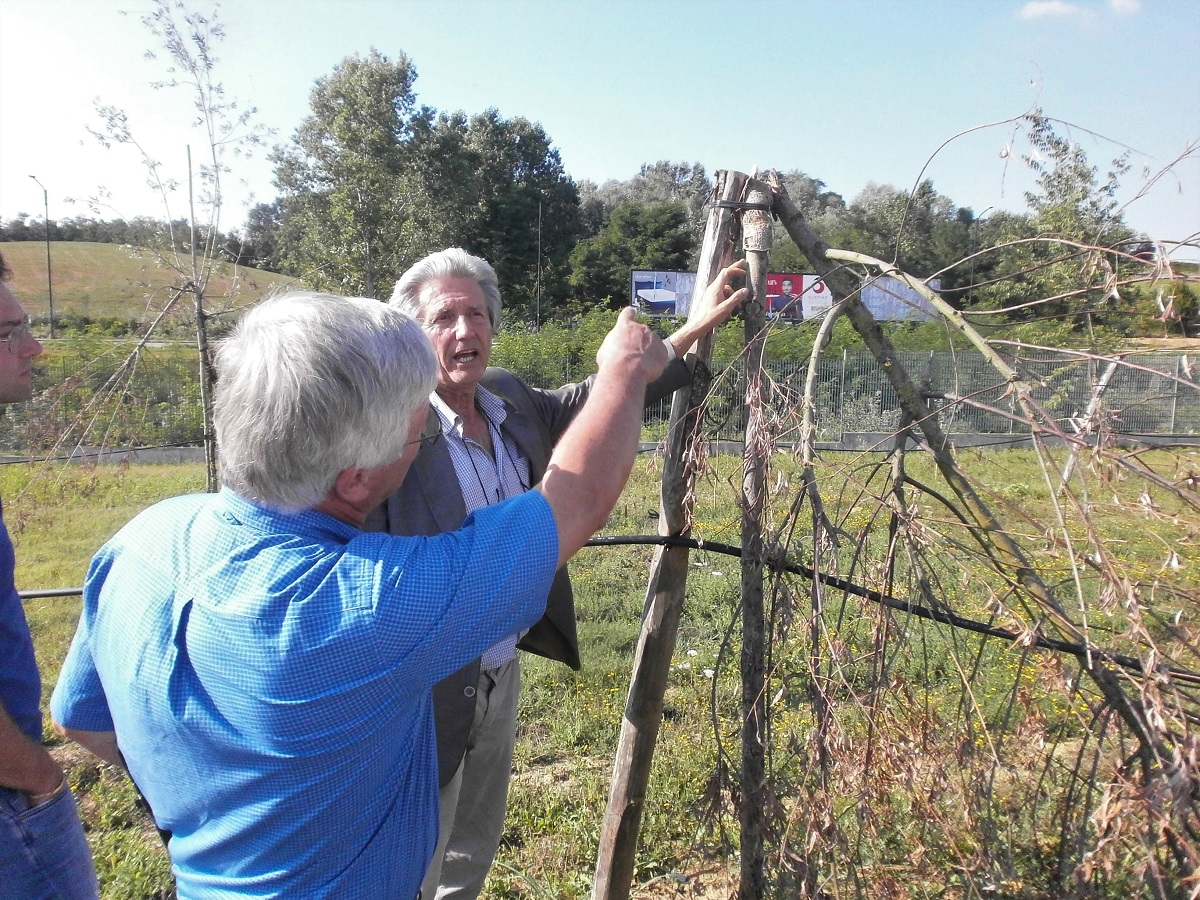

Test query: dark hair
[0,250,9,282]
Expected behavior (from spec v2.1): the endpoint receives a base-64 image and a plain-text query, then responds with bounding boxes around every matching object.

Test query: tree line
[2,45,1189,338]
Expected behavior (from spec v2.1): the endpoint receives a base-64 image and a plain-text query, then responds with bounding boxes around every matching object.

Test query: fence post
[1171,354,1181,433]
[839,348,847,425]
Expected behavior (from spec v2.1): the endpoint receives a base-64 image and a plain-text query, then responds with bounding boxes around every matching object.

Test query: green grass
[10,448,1197,897]
[1,241,302,334]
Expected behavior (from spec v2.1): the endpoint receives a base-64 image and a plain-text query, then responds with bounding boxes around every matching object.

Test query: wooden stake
[592,170,749,900]
[738,177,772,899]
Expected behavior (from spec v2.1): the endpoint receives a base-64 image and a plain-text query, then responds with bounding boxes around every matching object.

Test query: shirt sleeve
[50,552,116,733]
[365,490,559,686]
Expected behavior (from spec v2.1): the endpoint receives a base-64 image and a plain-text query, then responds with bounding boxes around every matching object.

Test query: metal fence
[3,349,1198,454]
[639,350,1200,443]
[0,349,206,454]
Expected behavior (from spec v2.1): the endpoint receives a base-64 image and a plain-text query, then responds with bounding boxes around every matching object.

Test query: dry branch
[771,174,1200,889]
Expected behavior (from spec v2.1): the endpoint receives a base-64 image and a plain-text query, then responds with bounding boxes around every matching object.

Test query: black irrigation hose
[24,532,1199,685]
[585,533,1200,686]
[0,441,205,466]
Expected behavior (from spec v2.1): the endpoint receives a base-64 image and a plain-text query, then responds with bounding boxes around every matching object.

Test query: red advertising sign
[765,274,832,322]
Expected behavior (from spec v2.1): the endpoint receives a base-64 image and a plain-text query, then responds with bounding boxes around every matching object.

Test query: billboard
[765,273,833,321]
[859,274,939,320]
[630,270,696,318]
[633,269,940,322]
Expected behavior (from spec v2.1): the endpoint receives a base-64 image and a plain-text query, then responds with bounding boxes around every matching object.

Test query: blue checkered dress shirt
[52,488,557,899]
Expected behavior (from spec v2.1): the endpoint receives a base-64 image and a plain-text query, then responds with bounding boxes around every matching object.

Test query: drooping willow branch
[770,176,1185,801]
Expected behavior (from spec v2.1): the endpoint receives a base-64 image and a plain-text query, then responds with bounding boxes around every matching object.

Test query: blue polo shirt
[51,488,558,899]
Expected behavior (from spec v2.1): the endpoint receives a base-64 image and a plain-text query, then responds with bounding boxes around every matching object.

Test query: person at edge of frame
[0,250,101,900]
[375,248,748,899]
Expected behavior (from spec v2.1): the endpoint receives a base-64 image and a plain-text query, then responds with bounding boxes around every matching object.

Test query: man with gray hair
[381,248,746,898]
[51,289,670,898]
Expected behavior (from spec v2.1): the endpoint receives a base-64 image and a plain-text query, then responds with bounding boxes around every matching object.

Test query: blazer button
[464,686,476,698]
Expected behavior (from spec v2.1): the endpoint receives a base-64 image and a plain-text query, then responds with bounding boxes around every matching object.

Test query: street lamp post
[27,176,54,338]
[536,198,542,330]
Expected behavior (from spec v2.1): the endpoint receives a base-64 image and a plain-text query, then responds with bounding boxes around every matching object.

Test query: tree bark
[738,177,772,900]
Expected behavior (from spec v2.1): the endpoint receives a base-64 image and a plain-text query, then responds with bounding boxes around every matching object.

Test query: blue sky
[1,0,1197,259]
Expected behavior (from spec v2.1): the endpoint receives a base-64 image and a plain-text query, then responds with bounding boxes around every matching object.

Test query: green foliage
[838,179,970,281]
[273,54,581,310]
[1022,112,1132,245]
[577,161,711,250]
[451,109,581,323]
[491,306,620,385]
[19,452,1182,895]
[272,48,417,296]
[967,111,1142,332]
[1116,278,1200,338]
[567,200,695,310]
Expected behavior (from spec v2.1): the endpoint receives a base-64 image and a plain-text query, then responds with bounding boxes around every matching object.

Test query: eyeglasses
[405,420,443,449]
[0,317,32,355]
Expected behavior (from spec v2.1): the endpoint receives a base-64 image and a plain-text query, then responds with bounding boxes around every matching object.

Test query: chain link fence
[2,349,1197,455]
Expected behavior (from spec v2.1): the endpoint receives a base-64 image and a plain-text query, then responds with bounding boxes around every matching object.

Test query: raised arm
[666,259,748,357]
[536,308,668,566]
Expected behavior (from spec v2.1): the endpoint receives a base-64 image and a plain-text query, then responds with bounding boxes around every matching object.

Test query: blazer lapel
[387,407,467,534]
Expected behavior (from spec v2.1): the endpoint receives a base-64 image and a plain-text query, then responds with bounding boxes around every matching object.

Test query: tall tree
[238,200,283,271]
[568,200,694,309]
[972,112,1137,326]
[578,161,710,248]
[274,57,580,317]
[769,169,849,272]
[272,49,417,296]
[1023,111,1132,244]
[459,110,580,323]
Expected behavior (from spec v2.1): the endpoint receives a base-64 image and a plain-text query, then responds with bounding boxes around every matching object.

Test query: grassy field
[1,241,301,332]
[7,445,1197,897]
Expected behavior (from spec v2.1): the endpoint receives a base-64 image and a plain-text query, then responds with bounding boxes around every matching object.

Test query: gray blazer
[366,359,693,785]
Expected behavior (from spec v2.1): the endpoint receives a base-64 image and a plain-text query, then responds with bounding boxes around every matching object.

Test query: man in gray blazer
[372,248,746,899]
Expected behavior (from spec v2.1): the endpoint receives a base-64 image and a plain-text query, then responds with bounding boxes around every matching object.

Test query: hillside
[0,241,304,325]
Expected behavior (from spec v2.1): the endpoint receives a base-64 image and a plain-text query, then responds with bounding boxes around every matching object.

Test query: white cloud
[1019,0,1082,18]
[1018,0,1140,20]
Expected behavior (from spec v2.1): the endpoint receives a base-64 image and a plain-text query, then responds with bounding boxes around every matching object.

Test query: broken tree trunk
[592,170,748,900]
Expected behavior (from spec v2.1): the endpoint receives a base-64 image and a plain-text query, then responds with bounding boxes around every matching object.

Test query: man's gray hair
[214,291,436,512]
[390,248,502,334]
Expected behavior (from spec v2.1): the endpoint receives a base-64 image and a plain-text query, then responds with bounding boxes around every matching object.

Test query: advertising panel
[860,275,940,321]
[629,270,697,318]
[633,270,939,322]
[765,273,833,321]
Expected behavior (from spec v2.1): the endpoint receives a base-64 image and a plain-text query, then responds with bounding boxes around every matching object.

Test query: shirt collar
[218,488,361,544]
[429,384,509,437]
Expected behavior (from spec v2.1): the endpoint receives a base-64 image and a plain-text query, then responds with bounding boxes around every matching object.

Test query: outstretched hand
[597,307,669,385]
[668,259,750,357]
